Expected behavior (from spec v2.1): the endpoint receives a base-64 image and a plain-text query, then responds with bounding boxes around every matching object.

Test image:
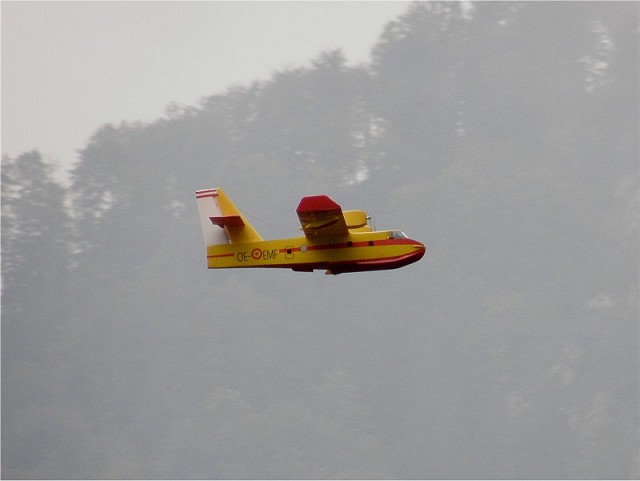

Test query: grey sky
[2,1,410,172]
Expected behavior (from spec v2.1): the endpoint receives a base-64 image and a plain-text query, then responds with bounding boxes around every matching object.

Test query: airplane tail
[195,187,263,246]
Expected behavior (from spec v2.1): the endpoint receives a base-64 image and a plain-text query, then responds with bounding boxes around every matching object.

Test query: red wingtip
[296,195,341,214]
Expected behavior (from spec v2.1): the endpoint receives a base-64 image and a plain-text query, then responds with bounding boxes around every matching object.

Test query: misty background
[2,2,638,479]
[2,0,411,171]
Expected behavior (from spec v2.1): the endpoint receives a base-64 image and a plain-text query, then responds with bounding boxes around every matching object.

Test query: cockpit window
[389,231,408,239]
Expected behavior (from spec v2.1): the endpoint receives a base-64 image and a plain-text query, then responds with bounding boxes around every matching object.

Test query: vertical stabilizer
[195,187,263,245]
[196,188,230,246]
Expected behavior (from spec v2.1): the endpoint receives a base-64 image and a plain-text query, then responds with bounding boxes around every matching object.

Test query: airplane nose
[411,241,426,259]
[412,240,426,250]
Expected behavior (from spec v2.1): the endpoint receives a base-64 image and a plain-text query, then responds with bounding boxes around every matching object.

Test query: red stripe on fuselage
[207,252,234,259]
[223,247,425,274]
[277,238,418,253]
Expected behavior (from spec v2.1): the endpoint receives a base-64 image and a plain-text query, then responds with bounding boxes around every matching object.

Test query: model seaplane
[195,187,426,275]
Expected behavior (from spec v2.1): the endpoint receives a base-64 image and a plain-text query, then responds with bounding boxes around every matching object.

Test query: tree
[1,150,71,291]
[1,151,81,478]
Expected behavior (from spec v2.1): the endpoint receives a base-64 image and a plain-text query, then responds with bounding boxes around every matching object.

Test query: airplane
[195,187,426,275]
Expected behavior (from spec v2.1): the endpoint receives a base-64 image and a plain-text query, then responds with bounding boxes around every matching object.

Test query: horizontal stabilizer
[210,215,245,228]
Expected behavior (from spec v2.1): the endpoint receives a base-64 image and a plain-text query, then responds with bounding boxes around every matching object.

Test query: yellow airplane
[195,187,426,275]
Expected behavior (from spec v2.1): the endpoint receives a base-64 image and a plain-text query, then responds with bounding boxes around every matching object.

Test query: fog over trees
[2,2,638,478]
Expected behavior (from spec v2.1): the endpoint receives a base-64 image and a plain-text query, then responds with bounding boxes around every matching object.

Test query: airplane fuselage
[206,230,425,274]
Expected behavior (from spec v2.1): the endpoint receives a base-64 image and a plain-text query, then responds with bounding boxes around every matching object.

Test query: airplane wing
[296,195,349,238]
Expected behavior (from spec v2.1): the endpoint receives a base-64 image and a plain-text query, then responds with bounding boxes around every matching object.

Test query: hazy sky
[2,1,410,172]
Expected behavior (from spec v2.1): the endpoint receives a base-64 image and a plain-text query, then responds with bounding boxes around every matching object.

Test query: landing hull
[294,248,426,274]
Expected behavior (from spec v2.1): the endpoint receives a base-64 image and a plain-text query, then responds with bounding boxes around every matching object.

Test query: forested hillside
[3,2,638,478]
